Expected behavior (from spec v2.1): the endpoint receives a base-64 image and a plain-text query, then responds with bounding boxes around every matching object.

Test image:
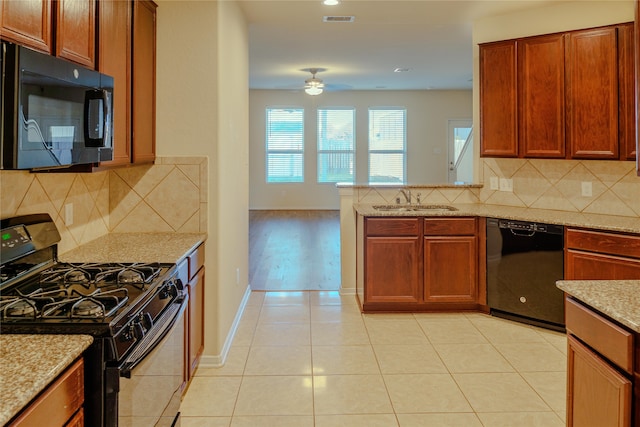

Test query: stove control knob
[141,312,153,330]
[133,321,146,340]
[174,278,185,291]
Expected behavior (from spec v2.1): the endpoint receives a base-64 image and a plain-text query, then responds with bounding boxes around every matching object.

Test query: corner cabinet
[565,297,636,427]
[131,0,157,164]
[356,215,483,312]
[98,0,156,167]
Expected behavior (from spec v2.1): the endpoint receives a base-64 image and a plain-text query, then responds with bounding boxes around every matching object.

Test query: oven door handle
[118,295,187,378]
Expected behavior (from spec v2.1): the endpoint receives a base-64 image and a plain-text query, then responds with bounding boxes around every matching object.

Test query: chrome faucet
[399,189,411,204]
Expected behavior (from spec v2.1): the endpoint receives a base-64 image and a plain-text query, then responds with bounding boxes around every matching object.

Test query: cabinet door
[55,0,95,67]
[566,27,619,159]
[132,0,157,164]
[98,0,132,166]
[0,0,52,53]
[479,40,518,157]
[424,236,477,303]
[518,34,566,158]
[188,267,204,379]
[364,236,421,304]
[567,335,631,427]
[565,250,640,280]
[618,23,636,161]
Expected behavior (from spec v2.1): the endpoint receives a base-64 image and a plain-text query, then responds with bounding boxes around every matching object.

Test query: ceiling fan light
[305,86,323,95]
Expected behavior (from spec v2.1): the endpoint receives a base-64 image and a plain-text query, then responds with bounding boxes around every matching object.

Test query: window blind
[368,108,406,184]
[317,108,355,183]
[266,108,304,183]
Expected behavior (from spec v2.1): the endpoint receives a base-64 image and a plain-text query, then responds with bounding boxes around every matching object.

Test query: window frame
[367,107,407,184]
[265,107,305,183]
[316,107,356,184]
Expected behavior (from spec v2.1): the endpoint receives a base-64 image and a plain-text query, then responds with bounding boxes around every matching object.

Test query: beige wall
[249,89,473,209]
[156,0,249,364]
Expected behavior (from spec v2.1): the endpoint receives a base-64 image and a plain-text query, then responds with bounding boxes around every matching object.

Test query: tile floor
[180,291,567,427]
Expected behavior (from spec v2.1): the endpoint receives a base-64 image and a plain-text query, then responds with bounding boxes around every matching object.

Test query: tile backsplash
[354,158,640,219]
[0,156,207,254]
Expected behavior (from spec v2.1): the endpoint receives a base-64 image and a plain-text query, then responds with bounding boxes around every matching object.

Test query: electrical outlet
[499,178,513,192]
[581,181,593,197]
[489,176,499,190]
[64,203,73,226]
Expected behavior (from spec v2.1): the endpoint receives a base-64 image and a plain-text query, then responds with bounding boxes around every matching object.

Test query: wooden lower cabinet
[188,267,204,378]
[365,234,421,304]
[424,235,477,303]
[565,296,635,427]
[9,358,84,427]
[358,216,481,312]
[184,243,205,382]
[565,228,640,280]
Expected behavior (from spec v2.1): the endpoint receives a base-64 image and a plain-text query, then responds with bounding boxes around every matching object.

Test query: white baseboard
[340,286,356,295]
[196,284,252,369]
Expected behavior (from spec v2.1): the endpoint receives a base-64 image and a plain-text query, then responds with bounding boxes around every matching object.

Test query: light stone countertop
[354,203,640,234]
[0,334,94,426]
[556,281,640,333]
[60,232,207,264]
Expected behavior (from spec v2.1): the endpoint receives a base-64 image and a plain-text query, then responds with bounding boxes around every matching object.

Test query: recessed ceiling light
[323,0,340,5]
[394,68,410,73]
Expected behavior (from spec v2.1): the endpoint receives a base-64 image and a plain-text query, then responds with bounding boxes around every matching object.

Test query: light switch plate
[489,176,499,190]
[581,181,592,197]
[64,203,73,226]
[499,178,513,192]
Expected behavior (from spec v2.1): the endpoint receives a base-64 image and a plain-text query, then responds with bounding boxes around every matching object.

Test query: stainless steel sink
[373,204,458,212]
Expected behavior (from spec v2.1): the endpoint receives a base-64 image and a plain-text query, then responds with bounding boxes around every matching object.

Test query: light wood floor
[249,210,341,291]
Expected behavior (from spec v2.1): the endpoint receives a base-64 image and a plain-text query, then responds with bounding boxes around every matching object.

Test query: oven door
[106,297,187,427]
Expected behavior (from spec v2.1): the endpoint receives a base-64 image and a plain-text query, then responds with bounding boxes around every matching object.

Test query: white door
[447,120,473,184]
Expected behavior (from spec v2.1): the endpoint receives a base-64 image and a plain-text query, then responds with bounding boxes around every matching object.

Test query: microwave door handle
[83,89,106,147]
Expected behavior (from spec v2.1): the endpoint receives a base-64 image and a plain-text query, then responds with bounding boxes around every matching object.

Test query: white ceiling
[238,0,560,92]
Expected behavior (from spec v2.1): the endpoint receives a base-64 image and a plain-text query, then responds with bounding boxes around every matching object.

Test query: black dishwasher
[486,218,565,331]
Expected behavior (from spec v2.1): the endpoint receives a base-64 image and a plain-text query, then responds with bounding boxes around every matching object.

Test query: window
[317,108,355,183]
[368,108,406,184]
[266,108,304,183]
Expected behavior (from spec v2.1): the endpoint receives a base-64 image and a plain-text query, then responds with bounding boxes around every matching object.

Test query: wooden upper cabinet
[132,0,157,164]
[55,0,95,67]
[518,34,566,158]
[0,0,52,53]
[618,23,637,160]
[566,27,619,159]
[98,0,132,166]
[479,40,518,157]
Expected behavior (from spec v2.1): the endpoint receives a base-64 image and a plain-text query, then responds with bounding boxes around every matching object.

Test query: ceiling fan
[304,68,325,95]
[285,67,351,95]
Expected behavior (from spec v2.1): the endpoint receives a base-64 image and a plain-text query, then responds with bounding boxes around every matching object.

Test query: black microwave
[0,41,114,170]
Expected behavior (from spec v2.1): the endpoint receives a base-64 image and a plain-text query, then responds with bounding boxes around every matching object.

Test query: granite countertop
[60,232,207,264]
[354,203,640,234]
[556,280,640,333]
[0,334,94,426]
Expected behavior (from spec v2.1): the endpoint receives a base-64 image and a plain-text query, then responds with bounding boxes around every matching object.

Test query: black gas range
[0,214,187,426]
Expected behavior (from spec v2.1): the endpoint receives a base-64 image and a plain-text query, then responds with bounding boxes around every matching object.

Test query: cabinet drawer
[366,218,420,236]
[566,228,640,259]
[424,217,476,235]
[565,297,633,373]
[188,244,205,280]
[9,358,84,427]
